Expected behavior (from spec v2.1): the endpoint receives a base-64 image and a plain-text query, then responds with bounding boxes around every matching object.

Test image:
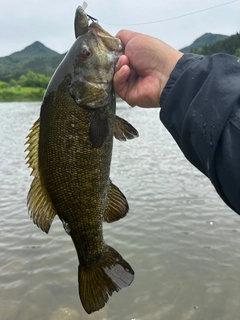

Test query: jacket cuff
[160,54,204,106]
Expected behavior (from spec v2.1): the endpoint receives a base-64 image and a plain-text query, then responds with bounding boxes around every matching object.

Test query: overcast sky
[0,0,239,57]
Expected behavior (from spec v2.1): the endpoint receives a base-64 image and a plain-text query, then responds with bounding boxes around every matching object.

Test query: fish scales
[26,4,139,315]
[39,90,115,264]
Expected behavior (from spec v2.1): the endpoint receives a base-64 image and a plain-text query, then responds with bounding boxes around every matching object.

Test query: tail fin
[78,245,134,314]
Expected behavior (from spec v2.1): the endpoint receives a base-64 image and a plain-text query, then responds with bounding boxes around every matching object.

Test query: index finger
[115,29,140,46]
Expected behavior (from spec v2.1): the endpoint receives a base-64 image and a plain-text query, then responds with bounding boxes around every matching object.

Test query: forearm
[160,53,240,214]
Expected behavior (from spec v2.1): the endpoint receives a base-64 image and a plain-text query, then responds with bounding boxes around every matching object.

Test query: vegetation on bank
[0,86,45,102]
[0,32,239,102]
[192,32,240,56]
[180,33,229,53]
[0,71,50,102]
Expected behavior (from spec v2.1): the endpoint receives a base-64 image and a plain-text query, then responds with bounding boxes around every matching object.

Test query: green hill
[0,41,65,82]
[180,33,229,53]
[194,32,240,56]
[1,32,239,84]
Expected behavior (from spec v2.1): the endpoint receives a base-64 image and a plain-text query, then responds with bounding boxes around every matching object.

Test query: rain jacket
[160,53,240,215]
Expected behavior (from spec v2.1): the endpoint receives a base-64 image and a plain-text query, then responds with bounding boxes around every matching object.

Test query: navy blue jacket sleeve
[160,53,240,214]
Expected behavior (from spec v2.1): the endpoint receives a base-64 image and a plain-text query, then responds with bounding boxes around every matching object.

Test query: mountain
[1,32,239,83]
[193,32,240,56]
[180,33,229,53]
[0,41,65,82]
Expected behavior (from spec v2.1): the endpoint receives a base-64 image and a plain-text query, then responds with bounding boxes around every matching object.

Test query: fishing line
[101,0,240,26]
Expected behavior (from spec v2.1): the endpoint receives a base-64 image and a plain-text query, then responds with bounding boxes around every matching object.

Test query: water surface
[1,101,240,320]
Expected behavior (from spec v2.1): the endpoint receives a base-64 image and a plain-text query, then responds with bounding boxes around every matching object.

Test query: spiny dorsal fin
[79,245,134,314]
[114,116,139,141]
[103,181,129,223]
[25,119,56,233]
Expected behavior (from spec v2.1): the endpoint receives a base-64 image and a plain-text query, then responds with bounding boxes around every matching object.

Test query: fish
[74,2,89,38]
[25,4,138,315]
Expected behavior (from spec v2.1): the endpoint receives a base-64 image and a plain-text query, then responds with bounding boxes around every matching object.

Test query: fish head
[69,22,123,108]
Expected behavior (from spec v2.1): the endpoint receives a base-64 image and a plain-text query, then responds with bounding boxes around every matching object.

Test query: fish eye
[82,48,91,59]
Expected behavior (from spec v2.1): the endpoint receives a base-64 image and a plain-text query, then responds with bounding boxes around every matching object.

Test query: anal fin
[103,182,129,222]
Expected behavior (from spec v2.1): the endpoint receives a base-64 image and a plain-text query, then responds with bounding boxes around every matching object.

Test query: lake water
[1,101,240,320]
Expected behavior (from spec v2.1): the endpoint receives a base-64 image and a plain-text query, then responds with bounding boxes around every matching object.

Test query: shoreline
[0,87,45,102]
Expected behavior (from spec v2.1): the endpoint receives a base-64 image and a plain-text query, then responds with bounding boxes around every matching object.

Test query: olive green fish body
[39,83,115,266]
[26,16,138,315]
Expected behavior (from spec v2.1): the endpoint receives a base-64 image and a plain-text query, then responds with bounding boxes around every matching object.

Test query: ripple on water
[1,102,240,319]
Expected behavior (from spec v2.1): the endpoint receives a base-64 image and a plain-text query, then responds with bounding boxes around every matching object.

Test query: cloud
[0,0,239,57]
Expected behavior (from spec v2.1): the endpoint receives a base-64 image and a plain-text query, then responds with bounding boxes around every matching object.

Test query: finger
[115,55,129,72]
[114,65,131,89]
[113,65,131,98]
[115,29,139,45]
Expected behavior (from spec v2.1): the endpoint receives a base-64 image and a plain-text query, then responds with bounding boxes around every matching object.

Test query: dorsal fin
[103,181,129,223]
[25,119,57,233]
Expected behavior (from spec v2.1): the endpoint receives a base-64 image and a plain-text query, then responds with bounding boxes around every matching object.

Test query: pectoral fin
[89,109,109,148]
[114,116,139,141]
[25,119,57,233]
[103,181,129,222]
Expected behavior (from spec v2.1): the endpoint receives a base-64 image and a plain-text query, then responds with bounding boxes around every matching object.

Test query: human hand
[114,30,183,108]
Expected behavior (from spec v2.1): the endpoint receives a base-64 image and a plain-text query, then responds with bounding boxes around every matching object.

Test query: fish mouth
[89,22,123,54]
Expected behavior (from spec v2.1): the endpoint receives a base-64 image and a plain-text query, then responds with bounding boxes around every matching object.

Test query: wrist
[160,49,183,95]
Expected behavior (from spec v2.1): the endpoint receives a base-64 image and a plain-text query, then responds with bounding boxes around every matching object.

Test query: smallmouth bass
[25,4,138,315]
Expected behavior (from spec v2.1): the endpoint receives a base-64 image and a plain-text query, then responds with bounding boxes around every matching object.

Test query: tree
[234,48,240,57]
[9,79,18,87]
[18,71,50,88]
[0,81,8,89]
